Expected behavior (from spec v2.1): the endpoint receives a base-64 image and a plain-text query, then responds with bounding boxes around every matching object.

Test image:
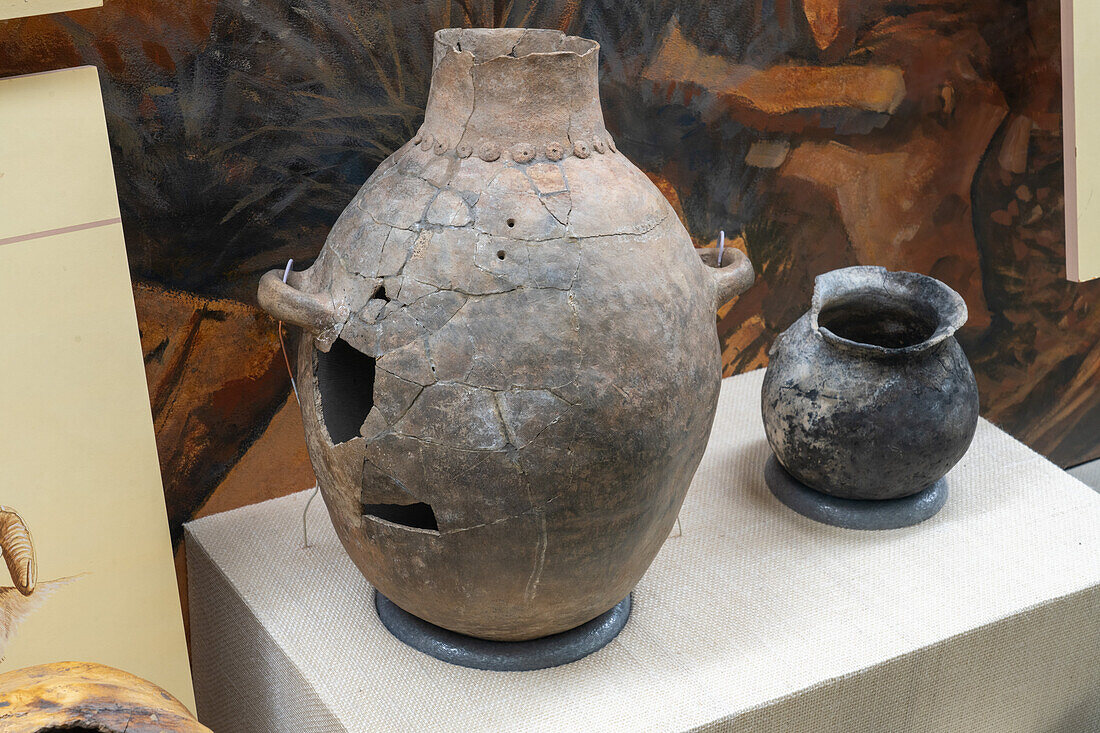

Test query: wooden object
[0,662,209,732]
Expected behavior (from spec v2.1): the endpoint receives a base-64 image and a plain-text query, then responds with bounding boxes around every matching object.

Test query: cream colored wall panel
[1064,0,1100,281]
[0,66,119,243]
[0,67,193,711]
[0,0,101,22]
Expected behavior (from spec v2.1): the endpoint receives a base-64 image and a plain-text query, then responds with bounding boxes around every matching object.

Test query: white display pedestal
[187,370,1100,732]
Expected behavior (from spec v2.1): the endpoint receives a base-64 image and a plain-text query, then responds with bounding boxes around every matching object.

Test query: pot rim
[809,266,968,357]
[434,28,599,65]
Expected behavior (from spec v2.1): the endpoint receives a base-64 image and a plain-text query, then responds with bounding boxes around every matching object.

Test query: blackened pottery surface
[762,266,979,501]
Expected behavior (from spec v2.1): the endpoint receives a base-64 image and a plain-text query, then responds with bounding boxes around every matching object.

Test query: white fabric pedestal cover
[187,369,1100,732]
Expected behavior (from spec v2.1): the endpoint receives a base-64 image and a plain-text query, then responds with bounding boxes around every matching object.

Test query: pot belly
[298,232,719,640]
[763,318,979,500]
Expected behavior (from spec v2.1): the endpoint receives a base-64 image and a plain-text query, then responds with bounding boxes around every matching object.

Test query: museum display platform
[186,370,1100,732]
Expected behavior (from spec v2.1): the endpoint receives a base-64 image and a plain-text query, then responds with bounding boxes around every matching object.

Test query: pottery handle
[258,269,345,349]
[706,248,755,307]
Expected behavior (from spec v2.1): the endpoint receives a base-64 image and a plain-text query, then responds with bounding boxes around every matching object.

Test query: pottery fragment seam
[442,490,566,535]
[525,511,548,600]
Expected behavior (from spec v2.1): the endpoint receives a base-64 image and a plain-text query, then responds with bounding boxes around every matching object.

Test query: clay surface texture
[761,266,979,501]
[258,28,753,640]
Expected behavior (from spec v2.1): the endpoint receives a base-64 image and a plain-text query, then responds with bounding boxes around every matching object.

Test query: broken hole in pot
[818,295,937,349]
[362,502,439,532]
[315,338,375,444]
[375,284,390,302]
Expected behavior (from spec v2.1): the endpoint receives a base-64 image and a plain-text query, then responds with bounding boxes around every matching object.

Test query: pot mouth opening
[817,293,938,350]
[435,28,598,64]
[810,266,968,356]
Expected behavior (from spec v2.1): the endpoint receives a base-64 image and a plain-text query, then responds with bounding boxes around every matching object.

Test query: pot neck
[809,266,968,359]
[418,28,612,161]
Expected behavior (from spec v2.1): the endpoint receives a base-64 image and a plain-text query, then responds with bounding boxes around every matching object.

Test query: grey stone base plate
[374,590,631,671]
[764,455,948,530]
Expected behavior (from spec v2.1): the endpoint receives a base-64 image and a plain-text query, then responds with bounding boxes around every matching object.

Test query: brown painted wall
[1,0,1097,553]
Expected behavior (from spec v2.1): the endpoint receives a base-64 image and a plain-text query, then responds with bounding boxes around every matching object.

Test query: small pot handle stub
[258,269,345,351]
[698,247,755,307]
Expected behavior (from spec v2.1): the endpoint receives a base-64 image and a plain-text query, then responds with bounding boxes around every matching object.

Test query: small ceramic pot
[761,266,979,500]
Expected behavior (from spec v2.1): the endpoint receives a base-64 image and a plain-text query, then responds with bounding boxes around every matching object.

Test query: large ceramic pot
[259,28,754,641]
[761,266,979,501]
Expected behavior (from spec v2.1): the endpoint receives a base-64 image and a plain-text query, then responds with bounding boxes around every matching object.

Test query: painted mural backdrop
[2,0,1097,555]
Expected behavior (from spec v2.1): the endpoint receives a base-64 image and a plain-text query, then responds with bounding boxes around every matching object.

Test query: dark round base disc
[764,455,948,530]
[374,590,631,671]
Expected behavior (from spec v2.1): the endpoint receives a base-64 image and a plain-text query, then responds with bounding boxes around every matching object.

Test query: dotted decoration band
[410,131,618,163]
